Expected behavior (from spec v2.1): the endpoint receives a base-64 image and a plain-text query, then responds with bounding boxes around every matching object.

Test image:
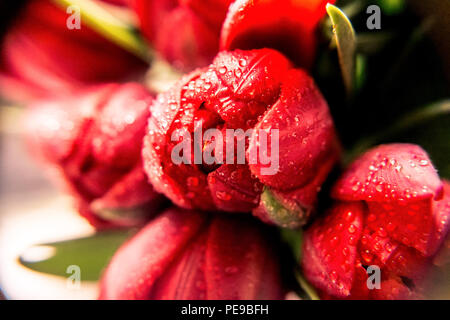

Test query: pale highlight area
[0,193,98,299]
[0,105,97,299]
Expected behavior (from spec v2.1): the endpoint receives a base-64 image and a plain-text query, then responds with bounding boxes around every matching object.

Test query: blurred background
[0,0,449,299]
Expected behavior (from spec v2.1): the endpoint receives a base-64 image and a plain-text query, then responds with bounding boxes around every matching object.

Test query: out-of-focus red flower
[132,0,233,71]
[302,144,450,299]
[143,49,340,227]
[220,0,334,68]
[0,0,147,102]
[99,207,285,299]
[26,83,166,228]
[102,0,129,6]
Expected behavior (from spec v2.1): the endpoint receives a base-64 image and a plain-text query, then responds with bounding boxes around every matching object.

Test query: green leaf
[326,3,356,96]
[346,99,450,167]
[52,0,150,61]
[295,269,320,300]
[19,230,135,281]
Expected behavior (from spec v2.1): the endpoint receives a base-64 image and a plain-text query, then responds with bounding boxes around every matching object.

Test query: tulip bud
[99,208,286,299]
[0,0,147,102]
[26,83,166,228]
[302,144,450,299]
[143,49,340,227]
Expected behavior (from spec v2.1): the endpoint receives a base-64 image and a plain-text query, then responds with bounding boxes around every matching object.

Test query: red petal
[205,215,284,299]
[359,226,430,281]
[155,6,219,70]
[383,244,430,282]
[346,262,371,300]
[143,72,216,210]
[372,278,420,300]
[429,180,450,254]
[220,0,333,68]
[90,163,167,226]
[92,163,162,210]
[26,85,114,164]
[207,164,262,212]
[99,208,207,299]
[332,144,443,202]
[183,0,233,28]
[366,199,435,256]
[248,69,339,191]
[150,233,208,299]
[208,49,291,128]
[302,202,365,297]
[91,83,153,168]
[359,227,399,266]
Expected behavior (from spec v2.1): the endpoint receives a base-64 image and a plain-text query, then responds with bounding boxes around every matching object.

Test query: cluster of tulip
[1,0,448,300]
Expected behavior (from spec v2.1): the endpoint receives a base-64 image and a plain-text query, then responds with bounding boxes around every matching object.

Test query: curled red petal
[220,0,333,68]
[248,69,340,191]
[332,144,443,202]
[302,202,365,297]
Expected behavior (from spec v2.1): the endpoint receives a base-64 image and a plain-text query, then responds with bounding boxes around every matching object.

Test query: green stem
[52,0,150,62]
[295,269,320,300]
[346,99,450,164]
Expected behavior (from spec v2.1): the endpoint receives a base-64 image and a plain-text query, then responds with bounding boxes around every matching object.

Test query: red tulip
[0,0,147,102]
[220,0,334,68]
[99,207,285,299]
[302,144,450,299]
[26,83,166,228]
[132,0,233,71]
[143,49,340,227]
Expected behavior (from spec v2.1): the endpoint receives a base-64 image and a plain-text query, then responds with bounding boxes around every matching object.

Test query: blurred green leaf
[295,269,320,300]
[280,228,303,261]
[356,32,394,54]
[355,54,367,91]
[326,3,356,96]
[19,230,135,281]
[347,100,450,173]
[52,0,150,61]
[378,0,406,15]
